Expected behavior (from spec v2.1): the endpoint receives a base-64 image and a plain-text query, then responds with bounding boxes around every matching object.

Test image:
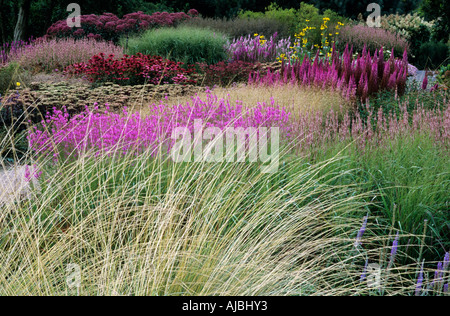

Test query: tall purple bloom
[422,73,428,90]
[415,263,424,296]
[360,259,369,282]
[388,232,400,267]
[443,252,449,270]
[354,215,368,248]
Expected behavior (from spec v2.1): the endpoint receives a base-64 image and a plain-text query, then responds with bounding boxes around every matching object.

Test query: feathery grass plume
[8,38,124,73]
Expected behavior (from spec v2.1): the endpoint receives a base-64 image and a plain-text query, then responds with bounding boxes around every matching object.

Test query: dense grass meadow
[0,2,449,296]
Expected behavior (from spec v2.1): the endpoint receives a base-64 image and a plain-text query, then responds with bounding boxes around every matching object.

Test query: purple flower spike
[443,252,449,270]
[354,215,368,248]
[388,232,400,267]
[415,263,424,296]
[360,260,369,282]
[422,74,428,90]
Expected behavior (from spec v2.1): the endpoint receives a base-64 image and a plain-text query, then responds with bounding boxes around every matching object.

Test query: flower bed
[64,53,196,85]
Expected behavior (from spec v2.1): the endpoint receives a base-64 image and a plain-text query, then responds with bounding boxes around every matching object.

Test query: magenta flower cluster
[0,38,35,65]
[249,44,409,101]
[227,32,292,63]
[27,92,291,160]
[46,10,198,43]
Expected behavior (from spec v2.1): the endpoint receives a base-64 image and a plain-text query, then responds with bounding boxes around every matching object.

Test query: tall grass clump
[336,24,409,57]
[8,38,124,73]
[0,134,428,295]
[124,26,228,65]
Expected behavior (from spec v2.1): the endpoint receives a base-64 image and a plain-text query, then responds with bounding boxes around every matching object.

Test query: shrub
[124,26,229,65]
[437,64,450,88]
[46,11,193,43]
[295,3,348,48]
[238,2,299,34]
[180,16,291,39]
[64,53,196,86]
[8,38,124,74]
[197,60,258,87]
[380,13,435,41]
[336,24,409,57]
[414,41,449,69]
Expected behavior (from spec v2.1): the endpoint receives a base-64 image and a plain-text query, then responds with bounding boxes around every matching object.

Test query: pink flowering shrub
[46,11,195,43]
[27,92,291,160]
[249,44,409,101]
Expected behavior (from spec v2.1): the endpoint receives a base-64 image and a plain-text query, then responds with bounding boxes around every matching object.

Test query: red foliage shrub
[197,60,259,87]
[46,11,194,43]
[64,53,196,86]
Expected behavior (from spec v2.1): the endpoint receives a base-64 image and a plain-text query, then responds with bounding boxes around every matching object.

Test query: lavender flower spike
[354,214,368,248]
[415,262,424,296]
[443,252,449,271]
[388,232,400,267]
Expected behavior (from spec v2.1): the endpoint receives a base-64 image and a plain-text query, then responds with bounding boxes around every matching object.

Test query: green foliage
[437,63,450,88]
[239,2,299,34]
[361,88,449,120]
[419,0,450,42]
[312,133,450,262]
[123,26,229,65]
[0,62,30,96]
[181,16,291,39]
[415,41,449,69]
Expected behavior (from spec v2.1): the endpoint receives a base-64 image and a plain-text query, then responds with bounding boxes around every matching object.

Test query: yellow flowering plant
[277,17,344,64]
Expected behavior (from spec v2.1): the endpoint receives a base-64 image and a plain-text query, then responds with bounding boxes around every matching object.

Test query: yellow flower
[259,35,264,39]
[16,82,20,87]
[254,33,258,37]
